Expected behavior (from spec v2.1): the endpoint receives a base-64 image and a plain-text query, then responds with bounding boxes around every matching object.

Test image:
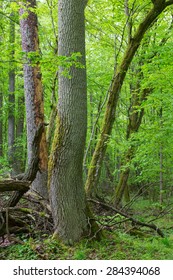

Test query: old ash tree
[48,0,97,244]
[2,0,172,245]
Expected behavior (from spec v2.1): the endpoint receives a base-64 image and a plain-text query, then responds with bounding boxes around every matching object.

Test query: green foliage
[0,241,38,260]
[2,226,173,260]
[0,157,12,177]
[1,0,173,257]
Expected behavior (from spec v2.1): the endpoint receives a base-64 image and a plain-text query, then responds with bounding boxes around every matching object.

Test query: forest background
[1,0,173,259]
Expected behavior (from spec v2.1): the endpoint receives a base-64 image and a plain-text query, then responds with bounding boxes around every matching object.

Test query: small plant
[74,250,87,260]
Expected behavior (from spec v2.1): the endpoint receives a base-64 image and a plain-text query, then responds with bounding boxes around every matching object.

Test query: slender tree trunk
[19,0,48,198]
[85,1,171,197]
[0,9,3,158]
[159,145,163,204]
[114,10,172,207]
[159,107,163,204]
[8,15,16,173]
[114,86,149,206]
[0,89,3,158]
[48,0,93,244]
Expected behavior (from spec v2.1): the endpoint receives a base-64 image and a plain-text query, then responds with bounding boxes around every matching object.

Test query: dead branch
[88,198,164,237]
[1,207,50,219]
[0,180,30,192]
[6,123,44,207]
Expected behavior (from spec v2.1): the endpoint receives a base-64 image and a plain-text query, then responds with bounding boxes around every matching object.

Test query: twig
[6,208,10,242]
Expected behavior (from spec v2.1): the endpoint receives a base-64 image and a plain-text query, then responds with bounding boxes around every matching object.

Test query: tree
[48,0,93,244]
[8,12,16,173]
[19,0,48,198]
[85,0,173,197]
[0,8,3,159]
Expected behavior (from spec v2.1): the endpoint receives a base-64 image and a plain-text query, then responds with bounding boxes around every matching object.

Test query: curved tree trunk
[114,10,173,207]
[85,1,172,197]
[48,0,91,244]
[19,0,48,198]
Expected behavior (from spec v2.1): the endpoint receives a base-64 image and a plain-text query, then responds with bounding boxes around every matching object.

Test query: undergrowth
[1,197,173,260]
[1,230,173,260]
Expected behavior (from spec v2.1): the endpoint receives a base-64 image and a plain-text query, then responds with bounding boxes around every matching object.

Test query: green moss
[2,229,173,260]
[48,113,66,189]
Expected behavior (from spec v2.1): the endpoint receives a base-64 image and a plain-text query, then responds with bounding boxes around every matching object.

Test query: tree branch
[88,199,164,237]
[0,180,30,192]
[4,124,44,207]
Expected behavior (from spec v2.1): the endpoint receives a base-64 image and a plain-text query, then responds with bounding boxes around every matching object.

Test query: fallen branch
[1,207,50,219]
[88,198,164,237]
[0,180,30,192]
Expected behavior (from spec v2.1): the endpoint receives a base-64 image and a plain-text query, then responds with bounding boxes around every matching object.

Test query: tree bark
[49,0,93,244]
[19,0,48,198]
[85,1,172,197]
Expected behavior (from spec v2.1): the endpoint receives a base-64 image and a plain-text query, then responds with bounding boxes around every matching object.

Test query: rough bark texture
[20,0,48,198]
[49,0,89,244]
[85,1,172,197]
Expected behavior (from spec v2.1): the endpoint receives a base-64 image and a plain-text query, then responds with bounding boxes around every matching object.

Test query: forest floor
[1,197,173,260]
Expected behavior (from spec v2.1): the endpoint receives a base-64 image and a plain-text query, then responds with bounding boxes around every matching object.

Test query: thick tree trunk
[19,0,48,198]
[49,0,91,244]
[8,16,16,173]
[85,1,171,197]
